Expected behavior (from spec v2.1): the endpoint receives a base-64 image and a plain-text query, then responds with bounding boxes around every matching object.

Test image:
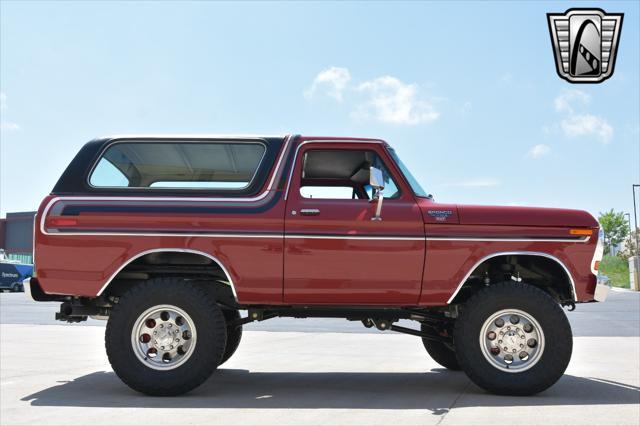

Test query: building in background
[0,211,36,264]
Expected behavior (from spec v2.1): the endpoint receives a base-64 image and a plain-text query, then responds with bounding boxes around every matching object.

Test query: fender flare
[446,251,576,304]
[96,248,237,300]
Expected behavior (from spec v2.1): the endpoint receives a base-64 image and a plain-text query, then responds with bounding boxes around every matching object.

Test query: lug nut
[495,318,505,327]
[490,347,500,355]
[527,338,537,348]
[519,351,529,361]
[510,315,520,324]
[504,354,514,364]
[523,323,533,333]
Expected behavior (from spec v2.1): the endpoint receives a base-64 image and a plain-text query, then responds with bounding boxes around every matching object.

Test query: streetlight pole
[634,185,640,257]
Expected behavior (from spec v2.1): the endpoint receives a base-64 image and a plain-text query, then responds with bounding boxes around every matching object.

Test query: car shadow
[22,368,640,411]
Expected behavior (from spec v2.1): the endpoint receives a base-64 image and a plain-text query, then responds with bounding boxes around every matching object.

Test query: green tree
[598,209,629,255]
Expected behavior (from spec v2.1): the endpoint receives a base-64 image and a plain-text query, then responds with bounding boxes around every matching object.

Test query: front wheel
[454,282,572,395]
[106,278,227,396]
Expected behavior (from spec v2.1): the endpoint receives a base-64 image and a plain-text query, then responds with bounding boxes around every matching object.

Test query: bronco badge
[547,8,623,83]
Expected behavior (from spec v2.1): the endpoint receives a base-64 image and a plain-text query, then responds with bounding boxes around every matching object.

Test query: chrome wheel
[479,309,545,372]
[131,304,197,371]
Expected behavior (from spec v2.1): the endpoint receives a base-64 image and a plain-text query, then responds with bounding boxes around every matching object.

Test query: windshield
[388,148,430,198]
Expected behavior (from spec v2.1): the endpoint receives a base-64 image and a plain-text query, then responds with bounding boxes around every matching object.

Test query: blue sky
[1,1,638,219]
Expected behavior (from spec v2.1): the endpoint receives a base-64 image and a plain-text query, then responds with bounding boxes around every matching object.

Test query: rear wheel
[106,278,226,396]
[219,307,242,366]
[454,282,572,395]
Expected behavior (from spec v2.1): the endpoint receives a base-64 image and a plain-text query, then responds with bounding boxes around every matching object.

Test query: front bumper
[594,275,610,302]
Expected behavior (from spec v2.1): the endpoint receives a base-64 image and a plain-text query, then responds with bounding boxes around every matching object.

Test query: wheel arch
[447,251,576,304]
[97,248,238,302]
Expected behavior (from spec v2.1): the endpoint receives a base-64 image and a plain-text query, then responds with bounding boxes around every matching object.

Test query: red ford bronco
[27,135,607,396]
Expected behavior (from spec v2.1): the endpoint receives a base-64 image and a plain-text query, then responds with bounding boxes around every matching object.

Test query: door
[283,142,425,305]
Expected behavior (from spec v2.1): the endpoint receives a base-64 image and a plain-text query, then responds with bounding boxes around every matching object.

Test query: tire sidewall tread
[105,277,226,396]
[454,282,573,395]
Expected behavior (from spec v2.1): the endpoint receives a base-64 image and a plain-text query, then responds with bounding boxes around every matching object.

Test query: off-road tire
[421,331,460,370]
[454,282,572,395]
[219,307,242,366]
[105,277,226,396]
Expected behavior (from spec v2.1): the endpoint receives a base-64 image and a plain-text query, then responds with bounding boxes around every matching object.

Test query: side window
[89,141,266,190]
[299,149,400,200]
[91,158,130,187]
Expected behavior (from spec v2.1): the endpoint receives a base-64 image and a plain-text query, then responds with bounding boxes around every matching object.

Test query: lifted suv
[28,134,607,396]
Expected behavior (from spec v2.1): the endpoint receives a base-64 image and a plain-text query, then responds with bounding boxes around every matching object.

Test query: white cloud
[304,67,351,102]
[560,114,613,144]
[0,92,19,131]
[549,89,613,144]
[554,89,590,113]
[527,144,551,159]
[354,76,439,125]
[305,67,440,126]
[0,122,19,131]
[447,178,500,187]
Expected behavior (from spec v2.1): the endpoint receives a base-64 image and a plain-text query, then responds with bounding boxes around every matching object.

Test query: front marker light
[591,228,605,275]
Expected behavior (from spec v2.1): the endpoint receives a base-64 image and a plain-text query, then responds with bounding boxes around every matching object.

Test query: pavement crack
[436,380,471,425]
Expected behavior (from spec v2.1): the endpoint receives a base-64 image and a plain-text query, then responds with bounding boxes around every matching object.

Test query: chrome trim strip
[285,234,424,241]
[40,135,292,236]
[38,230,424,240]
[446,251,577,304]
[427,236,589,243]
[41,231,283,238]
[96,248,238,300]
[284,139,385,201]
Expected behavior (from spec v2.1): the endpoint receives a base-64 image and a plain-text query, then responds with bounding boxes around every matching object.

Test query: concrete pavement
[1,289,639,425]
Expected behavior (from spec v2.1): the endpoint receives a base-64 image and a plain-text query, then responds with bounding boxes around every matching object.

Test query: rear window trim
[86,139,268,193]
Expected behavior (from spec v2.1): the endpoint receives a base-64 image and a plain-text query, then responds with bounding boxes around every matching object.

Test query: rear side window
[89,142,266,190]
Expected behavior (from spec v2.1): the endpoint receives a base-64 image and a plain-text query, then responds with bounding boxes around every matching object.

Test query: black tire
[421,331,460,370]
[105,277,226,396]
[454,282,572,396]
[219,307,242,366]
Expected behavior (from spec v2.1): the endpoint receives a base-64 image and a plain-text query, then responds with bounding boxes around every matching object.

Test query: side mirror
[369,167,384,221]
[369,167,385,191]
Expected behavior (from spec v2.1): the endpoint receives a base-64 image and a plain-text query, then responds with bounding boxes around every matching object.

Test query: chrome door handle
[300,208,320,216]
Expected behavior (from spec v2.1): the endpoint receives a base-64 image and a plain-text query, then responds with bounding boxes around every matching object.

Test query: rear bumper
[594,275,610,302]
